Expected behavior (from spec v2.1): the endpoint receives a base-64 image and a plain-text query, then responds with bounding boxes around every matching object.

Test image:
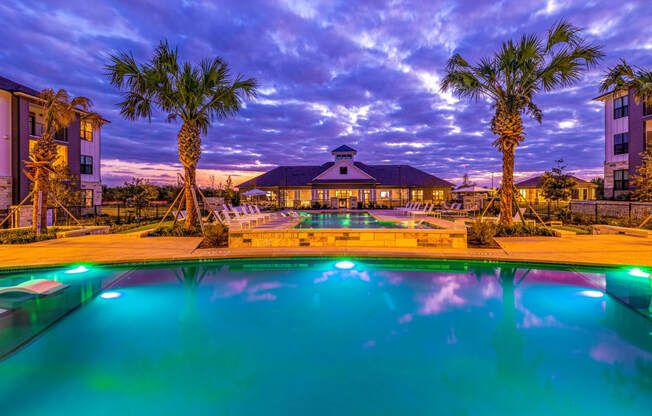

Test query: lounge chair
[394,201,414,212]
[243,204,269,223]
[409,203,433,217]
[218,210,254,230]
[0,279,68,307]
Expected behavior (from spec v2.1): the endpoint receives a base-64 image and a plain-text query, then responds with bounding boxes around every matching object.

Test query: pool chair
[218,210,254,230]
[435,202,463,216]
[395,201,414,212]
[409,203,433,217]
[243,204,270,223]
[253,205,274,221]
[233,204,266,225]
[0,279,69,307]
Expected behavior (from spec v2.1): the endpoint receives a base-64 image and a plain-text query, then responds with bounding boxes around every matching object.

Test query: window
[335,154,352,160]
[380,191,390,199]
[432,190,444,201]
[411,189,423,201]
[614,95,628,119]
[54,128,68,142]
[80,121,93,141]
[80,155,93,175]
[644,101,652,117]
[614,133,629,155]
[82,189,93,208]
[614,169,629,190]
[29,114,36,135]
[339,167,348,175]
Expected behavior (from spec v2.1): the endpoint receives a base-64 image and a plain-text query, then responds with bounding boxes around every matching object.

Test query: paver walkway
[1,232,652,271]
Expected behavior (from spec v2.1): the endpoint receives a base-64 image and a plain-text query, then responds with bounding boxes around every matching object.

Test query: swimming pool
[1,258,651,415]
[294,212,432,229]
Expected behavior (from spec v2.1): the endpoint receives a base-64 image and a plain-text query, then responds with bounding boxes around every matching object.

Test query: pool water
[0,259,651,415]
[294,212,431,229]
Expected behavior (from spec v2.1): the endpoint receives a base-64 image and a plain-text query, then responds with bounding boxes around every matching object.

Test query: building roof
[237,161,454,189]
[515,175,597,188]
[332,144,357,153]
[0,75,40,97]
[452,185,491,193]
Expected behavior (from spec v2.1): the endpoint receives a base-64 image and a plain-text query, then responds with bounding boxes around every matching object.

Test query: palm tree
[441,21,603,225]
[106,41,257,230]
[25,89,103,233]
[600,59,652,111]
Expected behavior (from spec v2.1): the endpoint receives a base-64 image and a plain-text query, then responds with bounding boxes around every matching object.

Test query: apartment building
[594,88,652,198]
[0,75,105,211]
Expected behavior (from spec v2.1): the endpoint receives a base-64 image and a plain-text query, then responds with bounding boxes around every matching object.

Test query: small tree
[540,159,575,203]
[591,177,604,200]
[49,166,82,224]
[123,177,158,218]
[630,149,652,201]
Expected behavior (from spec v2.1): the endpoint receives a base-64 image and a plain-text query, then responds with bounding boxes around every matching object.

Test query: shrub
[468,220,497,246]
[198,223,229,248]
[149,223,203,237]
[495,222,555,237]
[0,228,60,245]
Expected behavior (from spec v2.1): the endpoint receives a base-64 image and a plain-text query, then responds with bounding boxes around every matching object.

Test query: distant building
[237,145,454,208]
[0,76,106,210]
[515,175,597,203]
[594,89,652,199]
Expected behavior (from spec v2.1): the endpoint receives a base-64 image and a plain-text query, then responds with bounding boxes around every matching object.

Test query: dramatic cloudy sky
[1,0,651,187]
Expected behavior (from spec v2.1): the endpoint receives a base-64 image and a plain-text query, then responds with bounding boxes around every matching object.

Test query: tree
[49,165,82,224]
[106,41,257,230]
[629,149,652,201]
[441,21,603,225]
[600,60,652,109]
[540,159,575,203]
[122,177,158,218]
[25,89,102,232]
[591,177,604,200]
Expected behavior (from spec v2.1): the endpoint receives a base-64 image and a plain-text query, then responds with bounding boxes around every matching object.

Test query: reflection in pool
[294,212,433,229]
[0,259,651,415]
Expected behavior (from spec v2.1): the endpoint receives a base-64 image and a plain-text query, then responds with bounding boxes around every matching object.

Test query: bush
[198,223,229,248]
[0,228,60,245]
[148,223,203,237]
[149,222,229,248]
[495,222,555,237]
[468,220,497,246]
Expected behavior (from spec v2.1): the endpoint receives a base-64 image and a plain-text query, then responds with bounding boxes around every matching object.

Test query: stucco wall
[0,91,11,177]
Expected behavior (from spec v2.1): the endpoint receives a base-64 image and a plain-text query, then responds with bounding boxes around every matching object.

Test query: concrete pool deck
[1,232,652,271]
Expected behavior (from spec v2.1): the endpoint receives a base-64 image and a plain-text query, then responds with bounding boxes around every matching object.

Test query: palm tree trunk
[500,145,515,227]
[177,122,201,230]
[32,167,50,233]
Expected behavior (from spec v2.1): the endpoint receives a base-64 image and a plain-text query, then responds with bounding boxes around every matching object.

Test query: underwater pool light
[65,265,88,274]
[100,292,122,299]
[577,290,604,298]
[335,261,355,270]
[628,268,650,278]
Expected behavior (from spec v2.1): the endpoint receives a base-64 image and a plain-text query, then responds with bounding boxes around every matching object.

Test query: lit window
[432,190,444,201]
[411,189,423,201]
[380,191,390,198]
[80,121,93,141]
[82,189,93,207]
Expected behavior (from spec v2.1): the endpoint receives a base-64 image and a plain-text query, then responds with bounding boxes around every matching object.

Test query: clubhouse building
[237,145,454,208]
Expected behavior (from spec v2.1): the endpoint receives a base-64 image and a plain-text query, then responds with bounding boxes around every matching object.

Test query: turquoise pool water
[0,259,651,415]
[294,212,431,229]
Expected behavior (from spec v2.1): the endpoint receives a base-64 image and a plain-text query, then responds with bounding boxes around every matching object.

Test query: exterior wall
[516,185,596,202]
[229,229,467,249]
[80,122,101,183]
[604,160,629,199]
[604,93,629,164]
[12,96,30,204]
[313,159,373,180]
[0,91,11,209]
[0,177,11,210]
[81,181,102,206]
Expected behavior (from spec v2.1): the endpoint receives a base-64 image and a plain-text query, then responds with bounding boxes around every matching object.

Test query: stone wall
[570,200,652,218]
[229,228,467,249]
[604,160,629,199]
[0,177,11,210]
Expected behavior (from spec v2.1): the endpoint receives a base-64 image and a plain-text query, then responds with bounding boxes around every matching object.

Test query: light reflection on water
[0,259,651,415]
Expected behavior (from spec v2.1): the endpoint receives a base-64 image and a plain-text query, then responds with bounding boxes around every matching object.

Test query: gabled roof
[237,161,454,189]
[0,75,40,97]
[332,145,357,153]
[515,175,596,188]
